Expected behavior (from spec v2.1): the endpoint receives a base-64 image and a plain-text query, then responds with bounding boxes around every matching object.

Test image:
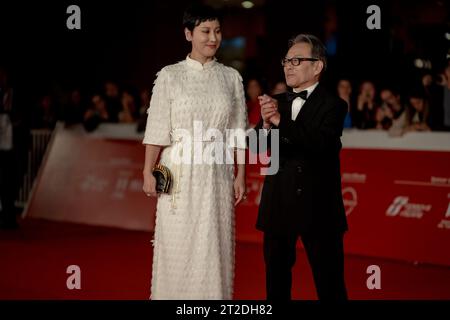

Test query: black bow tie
[286,90,308,102]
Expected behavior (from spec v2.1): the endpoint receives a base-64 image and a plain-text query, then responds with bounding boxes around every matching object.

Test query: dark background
[0,0,448,104]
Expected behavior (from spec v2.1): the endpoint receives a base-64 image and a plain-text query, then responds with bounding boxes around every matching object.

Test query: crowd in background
[24,80,151,134]
[2,58,450,139]
[245,59,450,135]
[335,62,450,135]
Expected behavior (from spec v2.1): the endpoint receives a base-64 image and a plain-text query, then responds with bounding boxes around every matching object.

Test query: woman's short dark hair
[288,34,327,73]
[183,4,222,32]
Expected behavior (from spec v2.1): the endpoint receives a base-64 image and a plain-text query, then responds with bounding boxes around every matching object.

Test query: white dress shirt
[291,82,319,121]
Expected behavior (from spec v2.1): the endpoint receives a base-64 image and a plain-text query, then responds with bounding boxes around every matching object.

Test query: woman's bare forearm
[235,148,246,178]
[143,144,163,176]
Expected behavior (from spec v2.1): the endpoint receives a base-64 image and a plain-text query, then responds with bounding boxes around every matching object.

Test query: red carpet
[1,218,450,300]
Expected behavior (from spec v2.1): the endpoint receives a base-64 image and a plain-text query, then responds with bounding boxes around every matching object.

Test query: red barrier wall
[26,125,450,266]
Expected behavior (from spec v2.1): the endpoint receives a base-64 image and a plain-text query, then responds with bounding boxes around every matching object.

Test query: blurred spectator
[440,60,450,130]
[352,80,378,129]
[422,72,433,89]
[83,94,112,132]
[119,90,137,123]
[404,89,431,132]
[374,105,393,130]
[103,80,122,123]
[368,86,394,130]
[245,78,264,127]
[30,94,58,129]
[380,88,407,136]
[336,79,353,128]
[420,69,446,131]
[137,88,151,133]
[63,89,85,126]
[271,81,287,95]
[139,88,151,114]
[380,88,404,116]
[0,66,29,229]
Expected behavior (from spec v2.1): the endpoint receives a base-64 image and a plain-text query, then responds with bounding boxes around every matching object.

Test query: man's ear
[184,28,193,42]
[314,60,324,76]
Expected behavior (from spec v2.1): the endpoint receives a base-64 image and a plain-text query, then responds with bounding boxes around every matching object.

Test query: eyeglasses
[281,57,319,67]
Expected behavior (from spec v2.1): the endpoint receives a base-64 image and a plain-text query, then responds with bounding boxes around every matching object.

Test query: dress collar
[186,55,217,71]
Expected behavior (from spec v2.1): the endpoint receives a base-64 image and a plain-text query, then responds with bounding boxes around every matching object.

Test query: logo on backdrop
[342,187,358,216]
[342,172,367,184]
[386,196,432,219]
[437,194,450,229]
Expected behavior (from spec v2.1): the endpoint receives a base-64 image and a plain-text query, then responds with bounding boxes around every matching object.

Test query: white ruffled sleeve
[227,70,248,149]
[142,68,172,146]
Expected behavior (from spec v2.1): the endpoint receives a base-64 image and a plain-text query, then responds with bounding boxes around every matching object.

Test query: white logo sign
[437,202,450,229]
[386,196,431,219]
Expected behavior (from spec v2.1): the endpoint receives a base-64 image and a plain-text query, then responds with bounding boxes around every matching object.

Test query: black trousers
[263,230,348,301]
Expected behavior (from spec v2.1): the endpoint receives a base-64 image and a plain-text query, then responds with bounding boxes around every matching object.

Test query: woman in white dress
[142,4,248,300]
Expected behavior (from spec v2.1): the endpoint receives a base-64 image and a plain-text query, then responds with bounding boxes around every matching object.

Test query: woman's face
[185,19,222,60]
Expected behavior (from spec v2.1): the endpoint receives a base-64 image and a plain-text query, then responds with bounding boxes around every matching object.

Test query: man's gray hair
[288,34,327,72]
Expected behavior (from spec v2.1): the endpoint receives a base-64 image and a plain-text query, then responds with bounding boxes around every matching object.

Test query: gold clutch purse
[152,164,172,193]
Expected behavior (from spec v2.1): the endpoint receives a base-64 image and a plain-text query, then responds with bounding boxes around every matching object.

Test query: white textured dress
[143,56,248,299]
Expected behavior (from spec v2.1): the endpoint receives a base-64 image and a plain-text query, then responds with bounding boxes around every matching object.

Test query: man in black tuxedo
[253,34,348,300]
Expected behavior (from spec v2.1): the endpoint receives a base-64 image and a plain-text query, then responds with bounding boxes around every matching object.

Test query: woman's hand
[234,174,246,206]
[142,145,163,198]
[143,172,158,197]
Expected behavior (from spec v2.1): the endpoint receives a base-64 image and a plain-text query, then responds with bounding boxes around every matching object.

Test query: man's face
[283,42,322,90]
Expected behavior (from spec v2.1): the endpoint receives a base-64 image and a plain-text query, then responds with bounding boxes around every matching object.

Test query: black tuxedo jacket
[253,84,348,236]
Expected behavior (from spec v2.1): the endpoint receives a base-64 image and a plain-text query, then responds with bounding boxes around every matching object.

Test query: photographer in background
[352,80,379,129]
